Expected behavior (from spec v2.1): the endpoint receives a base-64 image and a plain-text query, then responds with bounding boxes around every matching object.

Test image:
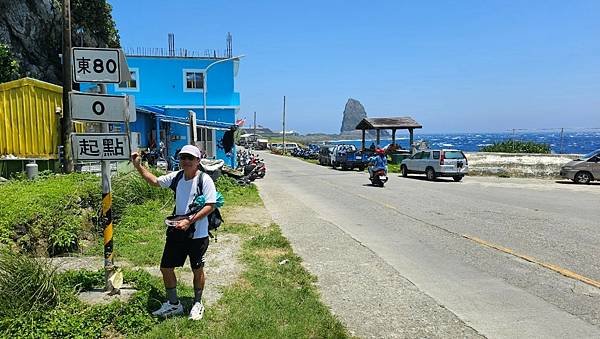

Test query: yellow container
[0,77,85,159]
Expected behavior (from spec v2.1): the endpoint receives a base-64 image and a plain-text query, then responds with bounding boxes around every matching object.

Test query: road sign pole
[98,84,116,293]
[71,47,129,294]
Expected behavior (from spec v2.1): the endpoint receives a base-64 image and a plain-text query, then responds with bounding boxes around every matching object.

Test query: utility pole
[282,96,286,155]
[253,111,257,150]
[61,0,74,173]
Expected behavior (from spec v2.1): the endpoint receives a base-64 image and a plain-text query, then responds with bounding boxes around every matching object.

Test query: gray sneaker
[152,301,184,317]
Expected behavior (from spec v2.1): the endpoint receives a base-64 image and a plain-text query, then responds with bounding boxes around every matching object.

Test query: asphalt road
[254,152,600,339]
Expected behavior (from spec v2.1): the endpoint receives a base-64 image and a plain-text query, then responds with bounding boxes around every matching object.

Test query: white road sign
[70,92,136,122]
[71,133,131,161]
[72,48,122,83]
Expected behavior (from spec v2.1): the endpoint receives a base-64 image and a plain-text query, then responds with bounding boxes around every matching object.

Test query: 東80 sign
[72,47,121,83]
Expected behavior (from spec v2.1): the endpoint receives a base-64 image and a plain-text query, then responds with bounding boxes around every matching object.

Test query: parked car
[318,145,334,166]
[269,142,299,152]
[400,149,468,181]
[331,144,367,171]
[255,139,269,150]
[560,149,600,184]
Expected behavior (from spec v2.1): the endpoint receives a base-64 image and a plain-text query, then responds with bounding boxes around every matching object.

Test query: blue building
[93,52,242,168]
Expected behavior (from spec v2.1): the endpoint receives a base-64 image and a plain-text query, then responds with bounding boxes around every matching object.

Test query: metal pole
[559,128,564,154]
[98,84,115,293]
[282,96,286,155]
[61,0,74,173]
[409,128,414,154]
[203,72,207,153]
[202,55,244,156]
[189,110,197,145]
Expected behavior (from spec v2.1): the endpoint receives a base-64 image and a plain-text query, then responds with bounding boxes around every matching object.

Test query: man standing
[131,144,216,320]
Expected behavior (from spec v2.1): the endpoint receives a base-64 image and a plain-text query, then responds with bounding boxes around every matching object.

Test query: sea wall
[465,152,579,178]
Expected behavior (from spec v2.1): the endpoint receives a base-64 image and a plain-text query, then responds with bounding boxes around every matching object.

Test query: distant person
[369,142,376,151]
[131,145,216,321]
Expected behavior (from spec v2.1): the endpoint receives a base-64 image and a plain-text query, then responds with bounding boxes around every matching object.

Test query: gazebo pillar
[361,129,366,150]
[409,128,414,154]
[376,129,380,146]
[392,129,396,145]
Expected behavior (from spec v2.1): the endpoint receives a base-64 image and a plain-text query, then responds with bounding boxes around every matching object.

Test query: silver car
[560,149,600,184]
[401,149,468,181]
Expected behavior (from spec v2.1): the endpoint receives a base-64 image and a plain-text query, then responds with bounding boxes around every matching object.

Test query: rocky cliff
[339,98,389,138]
[0,0,62,83]
[0,0,119,85]
[340,98,367,134]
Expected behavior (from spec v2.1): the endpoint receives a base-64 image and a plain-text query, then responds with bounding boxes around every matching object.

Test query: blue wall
[107,56,240,107]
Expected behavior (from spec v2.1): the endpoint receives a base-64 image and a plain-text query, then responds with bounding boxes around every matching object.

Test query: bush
[0,170,174,256]
[480,140,550,154]
[0,268,160,338]
[0,250,59,318]
[111,169,171,220]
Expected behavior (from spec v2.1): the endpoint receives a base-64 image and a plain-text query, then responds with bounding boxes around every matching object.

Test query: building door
[196,127,215,158]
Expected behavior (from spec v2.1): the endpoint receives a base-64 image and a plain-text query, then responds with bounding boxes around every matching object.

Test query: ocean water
[327,131,600,155]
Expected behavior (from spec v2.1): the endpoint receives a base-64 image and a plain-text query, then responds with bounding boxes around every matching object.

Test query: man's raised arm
[131,152,160,187]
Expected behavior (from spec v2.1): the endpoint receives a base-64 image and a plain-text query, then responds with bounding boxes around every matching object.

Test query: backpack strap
[169,170,185,192]
[196,172,219,240]
[169,170,185,216]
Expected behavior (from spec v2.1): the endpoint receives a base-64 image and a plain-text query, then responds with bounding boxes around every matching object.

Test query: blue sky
[108,0,600,134]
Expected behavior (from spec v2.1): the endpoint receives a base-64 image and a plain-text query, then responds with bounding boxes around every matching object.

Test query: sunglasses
[179,154,196,160]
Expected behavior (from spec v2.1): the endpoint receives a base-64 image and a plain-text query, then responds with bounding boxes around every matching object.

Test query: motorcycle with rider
[368,148,389,187]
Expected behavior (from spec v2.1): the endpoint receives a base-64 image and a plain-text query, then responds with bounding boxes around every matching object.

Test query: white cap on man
[179,145,201,159]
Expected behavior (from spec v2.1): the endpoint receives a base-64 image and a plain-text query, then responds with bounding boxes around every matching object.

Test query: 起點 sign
[72,48,122,83]
[71,133,131,161]
[69,92,136,122]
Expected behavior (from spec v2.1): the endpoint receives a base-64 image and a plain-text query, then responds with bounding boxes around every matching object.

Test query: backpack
[169,170,224,240]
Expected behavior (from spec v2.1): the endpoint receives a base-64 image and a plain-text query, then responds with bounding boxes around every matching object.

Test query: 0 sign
[72,47,122,83]
[70,92,136,122]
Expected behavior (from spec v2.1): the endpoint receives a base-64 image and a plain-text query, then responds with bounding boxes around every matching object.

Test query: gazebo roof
[355,117,422,130]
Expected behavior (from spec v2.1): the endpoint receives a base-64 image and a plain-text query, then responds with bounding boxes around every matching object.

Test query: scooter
[369,167,388,187]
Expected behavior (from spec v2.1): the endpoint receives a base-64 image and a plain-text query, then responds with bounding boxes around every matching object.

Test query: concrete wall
[466,152,579,178]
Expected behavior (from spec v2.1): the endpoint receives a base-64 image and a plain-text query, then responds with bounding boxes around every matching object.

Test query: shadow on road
[397,175,457,183]
[362,183,386,188]
[555,180,600,186]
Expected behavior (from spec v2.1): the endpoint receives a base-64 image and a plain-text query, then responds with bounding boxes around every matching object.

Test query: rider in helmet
[368,148,388,179]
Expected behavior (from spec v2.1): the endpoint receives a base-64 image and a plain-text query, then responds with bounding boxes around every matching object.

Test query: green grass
[138,223,348,339]
[388,163,400,173]
[2,223,349,338]
[0,172,349,338]
[0,173,100,255]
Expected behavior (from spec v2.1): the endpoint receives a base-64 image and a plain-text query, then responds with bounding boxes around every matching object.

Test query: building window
[116,68,139,91]
[183,69,205,92]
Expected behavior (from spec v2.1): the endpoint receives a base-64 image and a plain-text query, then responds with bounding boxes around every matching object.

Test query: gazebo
[355,117,422,152]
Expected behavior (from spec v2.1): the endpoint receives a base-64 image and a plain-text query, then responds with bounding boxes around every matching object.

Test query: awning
[136,105,236,131]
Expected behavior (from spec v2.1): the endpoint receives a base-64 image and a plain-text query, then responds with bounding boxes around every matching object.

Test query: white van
[283,143,299,151]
